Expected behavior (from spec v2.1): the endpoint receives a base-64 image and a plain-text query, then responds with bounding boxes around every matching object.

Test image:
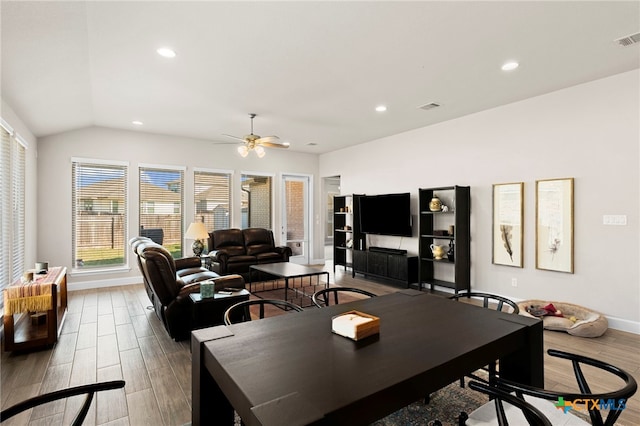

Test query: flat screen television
[358,193,412,237]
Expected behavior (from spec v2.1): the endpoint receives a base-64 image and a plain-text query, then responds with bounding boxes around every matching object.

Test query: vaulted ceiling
[2,1,638,153]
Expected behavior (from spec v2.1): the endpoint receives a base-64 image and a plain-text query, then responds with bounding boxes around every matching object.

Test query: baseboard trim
[69,275,142,291]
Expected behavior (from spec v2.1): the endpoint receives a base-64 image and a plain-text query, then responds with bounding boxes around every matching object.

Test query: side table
[189,289,250,329]
[3,266,68,352]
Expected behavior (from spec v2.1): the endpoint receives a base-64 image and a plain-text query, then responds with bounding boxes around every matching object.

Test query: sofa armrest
[176,256,201,270]
[208,250,230,274]
[275,246,293,261]
[176,282,202,301]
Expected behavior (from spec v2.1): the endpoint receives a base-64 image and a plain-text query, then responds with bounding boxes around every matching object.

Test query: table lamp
[185,222,209,256]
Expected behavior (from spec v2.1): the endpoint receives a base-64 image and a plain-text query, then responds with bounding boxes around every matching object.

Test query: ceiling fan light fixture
[237,145,249,157]
[255,146,266,158]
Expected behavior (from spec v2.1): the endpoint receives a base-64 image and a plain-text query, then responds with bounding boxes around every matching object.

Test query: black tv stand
[353,249,417,288]
[369,246,408,256]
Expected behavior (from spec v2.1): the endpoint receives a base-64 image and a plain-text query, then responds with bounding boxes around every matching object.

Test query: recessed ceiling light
[375,105,387,112]
[501,61,519,71]
[132,120,143,126]
[157,47,176,58]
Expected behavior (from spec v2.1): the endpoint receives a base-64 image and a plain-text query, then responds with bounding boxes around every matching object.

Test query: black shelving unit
[418,186,470,294]
[333,194,365,275]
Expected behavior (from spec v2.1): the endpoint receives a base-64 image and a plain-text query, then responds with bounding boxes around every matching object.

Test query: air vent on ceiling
[615,32,640,47]
[418,102,441,111]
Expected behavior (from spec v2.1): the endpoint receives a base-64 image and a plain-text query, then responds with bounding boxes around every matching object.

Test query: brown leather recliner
[138,241,245,340]
[207,228,292,275]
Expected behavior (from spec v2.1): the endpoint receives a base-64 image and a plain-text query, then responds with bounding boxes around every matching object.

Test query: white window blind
[240,174,272,230]
[0,126,25,308]
[72,160,128,270]
[194,170,231,232]
[139,166,184,258]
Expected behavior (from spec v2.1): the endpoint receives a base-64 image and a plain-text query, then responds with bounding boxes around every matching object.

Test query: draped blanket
[3,267,62,315]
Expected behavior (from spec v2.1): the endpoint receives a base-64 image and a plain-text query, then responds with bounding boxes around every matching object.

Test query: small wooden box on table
[3,266,67,352]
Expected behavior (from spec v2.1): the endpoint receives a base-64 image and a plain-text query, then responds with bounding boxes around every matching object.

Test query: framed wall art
[492,182,523,267]
[536,177,574,273]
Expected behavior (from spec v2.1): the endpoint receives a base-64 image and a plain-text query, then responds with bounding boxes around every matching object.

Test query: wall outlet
[511,278,518,287]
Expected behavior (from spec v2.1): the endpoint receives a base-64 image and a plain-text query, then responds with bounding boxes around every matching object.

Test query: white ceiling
[2,1,639,154]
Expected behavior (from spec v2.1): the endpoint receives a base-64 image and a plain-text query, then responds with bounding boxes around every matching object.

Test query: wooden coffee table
[249,262,329,305]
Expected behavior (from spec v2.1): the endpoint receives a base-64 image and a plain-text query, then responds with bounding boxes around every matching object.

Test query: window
[194,170,231,232]
[241,173,272,229]
[139,166,184,258]
[0,124,25,308]
[72,159,128,270]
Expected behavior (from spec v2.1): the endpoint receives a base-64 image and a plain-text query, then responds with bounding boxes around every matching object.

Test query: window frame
[71,157,129,274]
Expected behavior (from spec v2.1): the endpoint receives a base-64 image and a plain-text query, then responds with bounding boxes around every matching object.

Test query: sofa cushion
[227,255,256,264]
[244,228,276,255]
[256,252,283,261]
[211,229,246,255]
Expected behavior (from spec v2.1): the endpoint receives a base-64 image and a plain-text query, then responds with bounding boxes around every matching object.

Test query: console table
[2,266,68,352]
[353,249,418,288]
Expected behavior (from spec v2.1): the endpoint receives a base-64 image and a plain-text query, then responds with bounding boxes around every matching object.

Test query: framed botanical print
[536,178,574,273]
[492,182,524,267]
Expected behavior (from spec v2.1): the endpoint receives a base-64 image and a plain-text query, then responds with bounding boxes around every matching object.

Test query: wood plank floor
[2,265,639,425]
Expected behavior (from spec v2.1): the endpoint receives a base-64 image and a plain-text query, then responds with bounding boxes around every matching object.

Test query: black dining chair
[449,291,520,389]
[460,349,637,426]
[0,380,125,425]
[311,287,377,308]
[223,299,304,325]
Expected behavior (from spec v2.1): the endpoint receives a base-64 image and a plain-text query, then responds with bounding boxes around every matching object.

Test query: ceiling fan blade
[259,141,289,149]
[256,135,280,144]
[222,134,247,142]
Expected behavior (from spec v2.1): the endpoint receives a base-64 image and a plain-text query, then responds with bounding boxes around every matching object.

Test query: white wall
[36,126,321,289]
[1,99,38,271]
[320,70,640,332]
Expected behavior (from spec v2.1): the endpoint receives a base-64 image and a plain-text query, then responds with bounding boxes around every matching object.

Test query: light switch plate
[603,215,627,225]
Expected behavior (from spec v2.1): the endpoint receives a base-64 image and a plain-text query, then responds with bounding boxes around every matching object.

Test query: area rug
[371,380,488,425]
[231,380,489,426]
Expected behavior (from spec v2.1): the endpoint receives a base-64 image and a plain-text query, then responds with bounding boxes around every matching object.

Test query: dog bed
[518,300,608,338]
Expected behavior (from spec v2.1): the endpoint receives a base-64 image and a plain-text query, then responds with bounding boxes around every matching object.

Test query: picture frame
[492,182,524,267]
[536,177,574,273]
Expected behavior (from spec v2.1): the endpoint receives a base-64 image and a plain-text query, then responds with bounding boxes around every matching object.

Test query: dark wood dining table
[191,289,543,426]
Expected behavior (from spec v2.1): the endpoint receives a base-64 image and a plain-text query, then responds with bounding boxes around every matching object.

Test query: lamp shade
[185,222,209,240]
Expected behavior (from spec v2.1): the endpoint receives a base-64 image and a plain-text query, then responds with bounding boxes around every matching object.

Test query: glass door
[281,174,310,264]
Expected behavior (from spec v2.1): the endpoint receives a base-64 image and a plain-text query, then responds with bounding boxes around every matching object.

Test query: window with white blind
[72,159,128,270]
[194,170,231,232]
[0,124,25,308]
[241,173,273,230]
[139,166,184,258]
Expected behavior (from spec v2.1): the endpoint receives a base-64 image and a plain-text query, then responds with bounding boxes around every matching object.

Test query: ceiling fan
[222,114,289,157]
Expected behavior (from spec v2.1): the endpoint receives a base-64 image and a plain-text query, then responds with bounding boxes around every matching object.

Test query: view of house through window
[72,160,127,270]
[194,170,231,236]
[241,174,272,229]
[139,166,184,258]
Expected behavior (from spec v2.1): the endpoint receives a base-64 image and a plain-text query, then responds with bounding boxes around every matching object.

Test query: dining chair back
[449,291,520,314]
[449,291,519,389]
[462,349,637,426]
[0,380,125,425]
[223,299,304,325]
[311,287,377,308]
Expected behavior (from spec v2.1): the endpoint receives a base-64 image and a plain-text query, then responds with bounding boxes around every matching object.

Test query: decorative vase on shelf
[430,244,446,260]
[429,196,442,212]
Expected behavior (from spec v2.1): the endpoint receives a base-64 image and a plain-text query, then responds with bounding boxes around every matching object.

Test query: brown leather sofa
[135,240,245,340]
[207,228,292,276]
